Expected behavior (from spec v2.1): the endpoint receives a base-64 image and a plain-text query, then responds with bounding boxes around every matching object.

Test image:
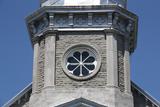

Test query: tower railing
[40,0,127,8]
[107,0,127,8]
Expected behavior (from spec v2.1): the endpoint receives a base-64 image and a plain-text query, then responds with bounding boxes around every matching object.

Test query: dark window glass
[73,51,81,61]
[84,64,95,70]
[84,56,95,63]
[82,51,89,61]
[73,66,80,76]
[67,57,78,63]
[67,65,78,71]
[82,66,89,76]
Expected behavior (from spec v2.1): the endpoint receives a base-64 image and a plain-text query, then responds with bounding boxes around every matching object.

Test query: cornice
[26,5,138,53]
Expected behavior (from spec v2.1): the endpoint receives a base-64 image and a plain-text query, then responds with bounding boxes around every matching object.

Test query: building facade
[3,0,160,107]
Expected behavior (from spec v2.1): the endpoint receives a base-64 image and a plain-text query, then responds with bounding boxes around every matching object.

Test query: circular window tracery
[67,51,96,77]
[62,45,101,80]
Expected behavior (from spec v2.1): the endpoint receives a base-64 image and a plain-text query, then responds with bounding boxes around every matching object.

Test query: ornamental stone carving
[117,36,125,92]
[113,13,119,29]
[29,15,49,35]
[37,38,45,92]
[93,14,107,25]
[127,20,134,33]
[74,14,88,26]
[29,12,134,34]
[54,14,68,27]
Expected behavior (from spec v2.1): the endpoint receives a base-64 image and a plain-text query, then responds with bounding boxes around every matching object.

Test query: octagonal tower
[26,0,138,106]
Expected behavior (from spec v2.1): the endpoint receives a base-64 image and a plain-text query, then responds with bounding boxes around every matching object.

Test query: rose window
[62,45,101,80]
[67,50,97,76]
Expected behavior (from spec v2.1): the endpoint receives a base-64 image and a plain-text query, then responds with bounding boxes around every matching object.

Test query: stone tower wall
[56,31,107,88]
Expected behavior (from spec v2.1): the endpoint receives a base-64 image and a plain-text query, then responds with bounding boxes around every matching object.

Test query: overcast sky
[0,0,160,106]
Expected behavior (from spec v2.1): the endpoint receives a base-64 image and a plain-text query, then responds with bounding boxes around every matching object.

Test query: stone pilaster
[124,38,131,94]
[106,33,118,88]
[44,32,56,88]
[32,40,39,94]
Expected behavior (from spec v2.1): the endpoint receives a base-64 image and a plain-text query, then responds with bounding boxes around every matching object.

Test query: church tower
[26,0,138,106]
